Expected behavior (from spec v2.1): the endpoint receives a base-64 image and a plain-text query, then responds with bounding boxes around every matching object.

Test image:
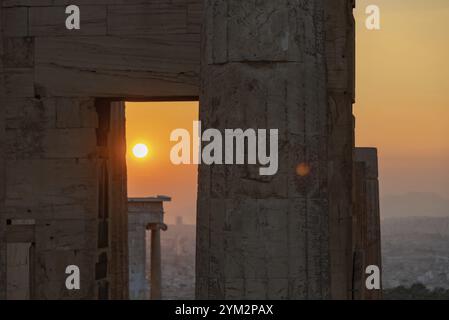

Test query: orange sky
[126,102,198,224]
[126,1,449,223]
[354,0,449,198]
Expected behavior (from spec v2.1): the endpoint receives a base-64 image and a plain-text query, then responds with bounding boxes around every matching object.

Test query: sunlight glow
[132,143,149,159]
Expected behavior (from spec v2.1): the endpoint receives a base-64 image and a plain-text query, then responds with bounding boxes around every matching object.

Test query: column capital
[146,223,167,231]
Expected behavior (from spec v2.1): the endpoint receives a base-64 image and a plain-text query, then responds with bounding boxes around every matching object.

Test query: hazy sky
[126,1,449,223]
[354,0,449,198]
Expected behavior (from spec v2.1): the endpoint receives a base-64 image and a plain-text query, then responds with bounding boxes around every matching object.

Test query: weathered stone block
[35,219,88,251]
[3,69,35,97]
[5,126,97,160]
[4,159,97,218]
[34,249,95,299]
[204,0,227,64]
[42,128,97,158]
[56,98,97,128]
[5,127,44,160]
[5,98,55,130]
[227,3,290,61]
[187,1,202,33]
[108,4,187,35]
[3,8,28,37]
[34,35,199,97]
[4,37,34,68]
[204,0,322,63]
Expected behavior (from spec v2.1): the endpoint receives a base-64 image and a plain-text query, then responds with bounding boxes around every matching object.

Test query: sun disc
[133,143,149,158]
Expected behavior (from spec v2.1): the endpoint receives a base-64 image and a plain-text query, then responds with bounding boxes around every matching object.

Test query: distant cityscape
[156,193,449,298]
[155,217,196,300]
[382,216,449,289]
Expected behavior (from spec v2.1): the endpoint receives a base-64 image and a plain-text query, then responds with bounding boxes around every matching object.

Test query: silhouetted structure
[352,148,382,299]
[0,0,381,300]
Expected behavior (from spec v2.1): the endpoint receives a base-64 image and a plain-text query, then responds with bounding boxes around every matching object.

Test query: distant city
[155,192,449,299]
[382,216,449,289]
[381,193,449,289]
[156,217,196,300]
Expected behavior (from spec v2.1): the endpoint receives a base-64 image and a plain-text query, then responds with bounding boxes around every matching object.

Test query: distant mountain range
[381,192,449,219]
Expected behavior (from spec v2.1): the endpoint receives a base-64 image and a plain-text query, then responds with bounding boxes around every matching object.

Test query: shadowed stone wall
[0,0,201,299]
[0,0,359,300]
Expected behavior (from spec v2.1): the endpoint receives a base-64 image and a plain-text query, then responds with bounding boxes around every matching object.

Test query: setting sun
[132,143,149,158]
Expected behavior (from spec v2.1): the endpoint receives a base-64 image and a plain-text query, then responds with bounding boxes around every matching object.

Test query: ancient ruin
[128,196,170,300]
[352,148,382,299]
[197,0,356,299]
[0,0,381,300]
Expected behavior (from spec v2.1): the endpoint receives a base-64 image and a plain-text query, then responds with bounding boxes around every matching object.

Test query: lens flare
[296,162,311,177]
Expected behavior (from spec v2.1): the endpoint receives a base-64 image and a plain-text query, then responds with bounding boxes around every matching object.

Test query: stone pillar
[128,214,147,300]
[197,0,355,299]
[324,0,356,299]
[352,161,368,299]
[150,224,162,300]
[128,197,169,300]
[107,101,129,299]
[354,148,382,300]
[0,3,7,300]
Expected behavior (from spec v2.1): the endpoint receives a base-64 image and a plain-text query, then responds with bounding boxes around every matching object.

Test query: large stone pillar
[324,0,356,299]
[197,0,355,299]
[354,147,382,300]
[0,3,7,300]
